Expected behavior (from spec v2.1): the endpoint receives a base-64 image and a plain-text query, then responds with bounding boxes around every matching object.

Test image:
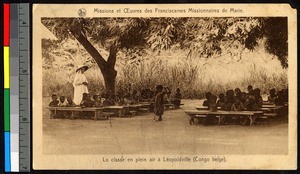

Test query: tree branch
[69,27,107,70]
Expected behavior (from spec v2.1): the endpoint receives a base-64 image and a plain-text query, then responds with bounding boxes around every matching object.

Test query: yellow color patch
[4,47,10,89]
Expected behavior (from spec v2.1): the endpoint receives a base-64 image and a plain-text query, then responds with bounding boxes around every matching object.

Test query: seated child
[49,94,59,118]
[149,89,155,101]
[80,93,94,108]
[102,93,111,106]
[49,94,59,106]
[216,93,226,110]
[163,87,171,104]
[56,96,67,118]
[165,87,172,99]
[254,88,263,108]
[203,92,212,107]
[229,97,244,124]
[66,97,76,107]
[283,88,288,102]
[141,88,148,101]
[93,95,102,107]
[268,88,277,102]
[244,94,258,111]
[240,92,247,104]
[234,88,241,98]
[131,90,139,104]
[274,90,285,105]
[208,94,217,112]
[173,88,182,108]
[100,92,106,103]
[123,92,133,105]
[225,90,235,110]
[231,97,243,111]
[64,97,76,118]
[205,94,218,125]
[247,85,253,94]
[108,93,116,105]
[58,96,67,107]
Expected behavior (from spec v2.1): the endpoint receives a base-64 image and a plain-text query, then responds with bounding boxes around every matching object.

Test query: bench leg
[70,111,75,119]
[248,115,258,126]
[93,111,97,120]
[55,109,57,118]
[50,111,53,119]
[189,116,195,125]
[218,115,223,125]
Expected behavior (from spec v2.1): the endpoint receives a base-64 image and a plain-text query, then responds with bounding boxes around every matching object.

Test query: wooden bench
[164,103,184,109]
[95,112,114,120]
[103,105,128,117]
[129,111,137,116]
[139,108,149,112]
[47,107,108,120]
[196,106,221,110]
[104,104,145,117]
[185,110,263,126]
[164,103,174,109]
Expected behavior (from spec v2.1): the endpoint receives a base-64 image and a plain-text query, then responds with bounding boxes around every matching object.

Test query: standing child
[154,85,164,121]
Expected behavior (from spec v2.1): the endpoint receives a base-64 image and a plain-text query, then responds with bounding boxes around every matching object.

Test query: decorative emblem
[78,8,86,17]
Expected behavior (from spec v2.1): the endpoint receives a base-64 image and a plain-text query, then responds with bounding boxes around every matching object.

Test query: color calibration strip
[4,3,11,172]
[4,3,30,172]
[10,4,20,172]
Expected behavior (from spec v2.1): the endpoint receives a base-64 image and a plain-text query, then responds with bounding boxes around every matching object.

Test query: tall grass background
[43,41,288,99]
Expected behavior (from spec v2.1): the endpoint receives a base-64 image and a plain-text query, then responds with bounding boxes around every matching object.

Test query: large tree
[42,17,287,92]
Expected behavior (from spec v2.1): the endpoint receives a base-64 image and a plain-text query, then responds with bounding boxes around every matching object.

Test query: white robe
[73,72,89,105]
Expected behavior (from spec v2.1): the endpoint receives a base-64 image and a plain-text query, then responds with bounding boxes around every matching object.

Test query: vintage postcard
[32,4,297,170]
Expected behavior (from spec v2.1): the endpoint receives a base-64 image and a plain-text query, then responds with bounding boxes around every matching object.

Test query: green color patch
[4,89,10,131]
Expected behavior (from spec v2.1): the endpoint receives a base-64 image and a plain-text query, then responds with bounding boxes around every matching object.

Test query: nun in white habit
[73,65,89,105]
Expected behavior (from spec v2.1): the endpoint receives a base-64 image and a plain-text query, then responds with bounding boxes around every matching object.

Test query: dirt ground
[42,99,288,155]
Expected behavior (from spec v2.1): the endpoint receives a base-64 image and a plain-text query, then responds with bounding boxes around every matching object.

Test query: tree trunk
[102,68,117,93]
[103,45,118,93]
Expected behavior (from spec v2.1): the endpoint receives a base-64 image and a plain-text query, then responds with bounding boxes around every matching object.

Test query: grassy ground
[42,99,288,155]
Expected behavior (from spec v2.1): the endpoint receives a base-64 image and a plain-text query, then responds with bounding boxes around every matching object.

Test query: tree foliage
[42,17,288,69]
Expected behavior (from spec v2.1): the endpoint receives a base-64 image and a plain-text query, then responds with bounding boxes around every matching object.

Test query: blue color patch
[4,132,11,172]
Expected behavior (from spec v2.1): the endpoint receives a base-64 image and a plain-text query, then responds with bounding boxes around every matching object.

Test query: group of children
[267,88,288,105]
[203,85,288,112]
[49,94,76,107]
[48,86,183,109]
[202,85,288,125]
[48,85,182,120]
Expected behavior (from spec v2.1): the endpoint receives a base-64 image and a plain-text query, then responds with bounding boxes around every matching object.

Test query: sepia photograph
[32,4,297,170]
